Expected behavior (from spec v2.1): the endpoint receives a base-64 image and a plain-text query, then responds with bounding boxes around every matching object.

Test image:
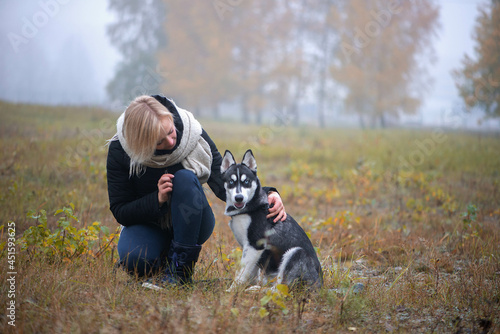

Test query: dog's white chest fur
[228,213,265,290]
[229,214,251,247]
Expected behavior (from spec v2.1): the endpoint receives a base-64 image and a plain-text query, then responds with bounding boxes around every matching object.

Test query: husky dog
[221,149,322,291]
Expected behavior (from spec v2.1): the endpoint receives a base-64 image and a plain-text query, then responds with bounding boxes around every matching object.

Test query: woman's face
[156,116,177,150]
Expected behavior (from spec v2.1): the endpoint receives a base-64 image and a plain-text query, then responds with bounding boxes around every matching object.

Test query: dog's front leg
[227,246,263,292]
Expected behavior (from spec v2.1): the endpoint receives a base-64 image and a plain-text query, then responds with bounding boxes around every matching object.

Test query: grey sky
[0,0,495,128]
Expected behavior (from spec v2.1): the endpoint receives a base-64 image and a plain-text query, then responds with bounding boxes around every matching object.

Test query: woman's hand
[158,173,174,206]
[267,191,287,223]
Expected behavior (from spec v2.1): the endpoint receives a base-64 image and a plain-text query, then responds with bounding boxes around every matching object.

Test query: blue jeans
[117,170,215,276]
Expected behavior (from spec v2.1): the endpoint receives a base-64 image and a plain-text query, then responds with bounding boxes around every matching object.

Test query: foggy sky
[0,0,119,106]
[0,0,497,129]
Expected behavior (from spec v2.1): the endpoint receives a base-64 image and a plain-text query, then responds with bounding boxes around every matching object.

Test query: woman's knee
[172,169,207,207]
[172,170,200,191]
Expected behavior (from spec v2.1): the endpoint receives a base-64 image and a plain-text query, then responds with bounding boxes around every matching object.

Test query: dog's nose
[235,194,244,203]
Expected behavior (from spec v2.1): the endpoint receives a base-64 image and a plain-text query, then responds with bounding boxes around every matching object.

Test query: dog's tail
[277,247,322,289]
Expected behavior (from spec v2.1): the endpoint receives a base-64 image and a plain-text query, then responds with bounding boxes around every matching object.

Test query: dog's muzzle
[234,194,245,209]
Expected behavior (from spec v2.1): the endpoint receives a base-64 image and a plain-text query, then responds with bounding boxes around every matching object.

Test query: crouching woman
[106,95,286,286]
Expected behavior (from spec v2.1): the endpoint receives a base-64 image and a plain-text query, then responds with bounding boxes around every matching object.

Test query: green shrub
[16,203,119,263]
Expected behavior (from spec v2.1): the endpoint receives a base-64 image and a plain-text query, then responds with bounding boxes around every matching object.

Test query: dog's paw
[226,283,262,293]
[226,283,237,293]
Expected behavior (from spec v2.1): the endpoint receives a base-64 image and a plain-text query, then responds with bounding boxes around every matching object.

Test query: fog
[0,0,119,106]
[0,0,498,129]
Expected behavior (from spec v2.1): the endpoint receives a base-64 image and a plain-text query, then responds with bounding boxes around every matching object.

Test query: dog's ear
[221,150,236,174]
[241,149,257,173]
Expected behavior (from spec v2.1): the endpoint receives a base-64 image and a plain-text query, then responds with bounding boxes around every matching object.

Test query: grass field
[1,100,499,333]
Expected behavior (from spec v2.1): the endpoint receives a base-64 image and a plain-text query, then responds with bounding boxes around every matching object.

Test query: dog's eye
[228,180,235,185]
[243,179,250,185]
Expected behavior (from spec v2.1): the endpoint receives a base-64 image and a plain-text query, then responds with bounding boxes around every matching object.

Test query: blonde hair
[122,95,174,165]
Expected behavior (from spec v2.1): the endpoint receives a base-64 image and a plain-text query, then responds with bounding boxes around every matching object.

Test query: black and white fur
[221,149,322,290]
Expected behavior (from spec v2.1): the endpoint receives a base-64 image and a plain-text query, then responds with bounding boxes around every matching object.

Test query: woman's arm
[266,191,287,222]
[106,140,168,226]
[202,129,227,201]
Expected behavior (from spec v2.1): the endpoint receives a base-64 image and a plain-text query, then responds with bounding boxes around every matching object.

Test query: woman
[106,95,287,286]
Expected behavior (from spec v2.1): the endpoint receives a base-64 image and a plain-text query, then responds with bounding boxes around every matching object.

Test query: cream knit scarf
[113,103,212,184]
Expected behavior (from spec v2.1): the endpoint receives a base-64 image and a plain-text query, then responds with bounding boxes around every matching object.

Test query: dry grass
[1,100,499,333]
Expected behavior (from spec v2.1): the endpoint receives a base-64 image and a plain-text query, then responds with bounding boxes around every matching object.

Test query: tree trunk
[358,113,366,129]
[241,95,250,123]
[380,114,386,128]
[256,110,263,125]
[213,104,220,120]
